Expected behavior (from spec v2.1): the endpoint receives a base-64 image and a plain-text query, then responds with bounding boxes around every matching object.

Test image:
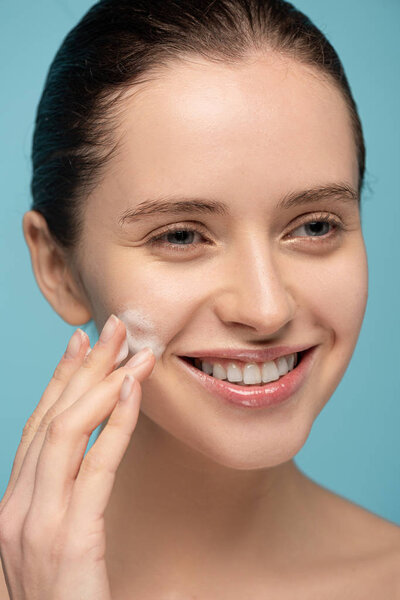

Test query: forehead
[104,53,358,207]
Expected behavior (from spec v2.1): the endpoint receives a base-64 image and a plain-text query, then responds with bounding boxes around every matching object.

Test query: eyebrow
[118,183,359,227]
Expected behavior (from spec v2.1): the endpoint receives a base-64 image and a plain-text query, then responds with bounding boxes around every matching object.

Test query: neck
[104,412,313,595]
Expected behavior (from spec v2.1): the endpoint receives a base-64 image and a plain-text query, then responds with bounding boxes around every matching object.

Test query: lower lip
[176,347,318,409]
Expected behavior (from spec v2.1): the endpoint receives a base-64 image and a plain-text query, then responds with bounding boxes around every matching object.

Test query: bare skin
[0,317,156,598]
[1,52,399,597]
[104,417,400,599]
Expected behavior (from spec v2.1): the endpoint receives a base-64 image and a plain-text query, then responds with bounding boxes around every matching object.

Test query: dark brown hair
[31,0,365,252]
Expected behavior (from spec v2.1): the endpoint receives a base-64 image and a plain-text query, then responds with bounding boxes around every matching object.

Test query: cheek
[84,237,368,358]
[302,240,368,344]
[292,237,368,415]
[83,253,213,358]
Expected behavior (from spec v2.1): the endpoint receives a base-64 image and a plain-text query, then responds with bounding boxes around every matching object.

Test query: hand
[0,314,155,599]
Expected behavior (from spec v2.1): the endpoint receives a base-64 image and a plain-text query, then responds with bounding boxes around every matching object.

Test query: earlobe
[22,210,92,326]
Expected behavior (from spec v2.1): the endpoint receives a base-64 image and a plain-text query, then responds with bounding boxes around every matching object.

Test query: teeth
[226,363,243,382]
[201,360,213,375]
[276,356,289,376]
[212,363,227,379]
[261,361,280,382]
[196,352,298,385]
[243,363,261,384]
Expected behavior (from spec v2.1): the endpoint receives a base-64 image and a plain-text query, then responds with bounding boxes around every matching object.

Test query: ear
[22,210,92,326]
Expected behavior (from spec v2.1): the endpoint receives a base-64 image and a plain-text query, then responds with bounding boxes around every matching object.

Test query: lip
[175,345,318,409]
[178,344,314,363]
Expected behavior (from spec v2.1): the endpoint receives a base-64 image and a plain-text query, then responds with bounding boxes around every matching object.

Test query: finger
[68,374,141,527]
[49,314,130,417]
[7,315,128,509]
[0,328,90,508]
[42,314,131,421]
[28,350,155,518]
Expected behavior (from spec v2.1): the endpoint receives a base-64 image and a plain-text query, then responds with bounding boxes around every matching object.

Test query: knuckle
[80,451,108,476]
[37,406,60,434]
[21,414,40,442]
[23,513,61,560]
[21,512,57,550]
[0,507,19,547]
[62,530,105,562]
[21,517,43,551]
[60,514,106,561]
[52,361,68,383]
[44,415,71,444]
[107,416,134,441]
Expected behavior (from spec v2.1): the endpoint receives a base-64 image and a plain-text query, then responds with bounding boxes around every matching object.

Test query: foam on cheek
[115,308,167,361]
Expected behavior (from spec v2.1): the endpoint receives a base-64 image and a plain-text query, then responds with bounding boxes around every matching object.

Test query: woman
[0,0,399,597]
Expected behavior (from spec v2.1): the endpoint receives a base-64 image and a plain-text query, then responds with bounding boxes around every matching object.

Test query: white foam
[116,308,166,360]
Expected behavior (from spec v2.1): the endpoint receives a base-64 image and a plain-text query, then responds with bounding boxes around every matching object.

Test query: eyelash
[147,212,346,253]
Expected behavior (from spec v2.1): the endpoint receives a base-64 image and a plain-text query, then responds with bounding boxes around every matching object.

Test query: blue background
[1,1,399,524]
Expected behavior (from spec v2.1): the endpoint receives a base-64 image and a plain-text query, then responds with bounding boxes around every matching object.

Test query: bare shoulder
[343,500,400,596]
[304,476,400,597]
[321,482,400,551]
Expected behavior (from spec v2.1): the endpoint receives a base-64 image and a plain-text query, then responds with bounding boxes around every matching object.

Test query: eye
[288,213,345,241]
[146,213,346,254]
[147,225,211,252]
[161,229,198,245]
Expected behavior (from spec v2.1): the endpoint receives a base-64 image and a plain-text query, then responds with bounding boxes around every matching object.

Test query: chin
[195,427,312,471]
[141,401,314,472]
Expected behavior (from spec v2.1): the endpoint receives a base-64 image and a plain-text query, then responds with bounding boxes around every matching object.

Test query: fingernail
[114,336,129,366]
[125,347,154,368]
[120,374,135,402]
[64,329,83,359]
[99,314,118,344]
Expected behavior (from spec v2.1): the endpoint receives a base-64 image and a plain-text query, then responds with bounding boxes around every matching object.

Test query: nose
[212,235,296,337]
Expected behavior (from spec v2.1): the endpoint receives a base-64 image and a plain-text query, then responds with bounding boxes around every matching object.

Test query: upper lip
[179,344,316,363]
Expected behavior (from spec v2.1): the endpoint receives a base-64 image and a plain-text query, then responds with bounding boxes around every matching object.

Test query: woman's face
[74,53,368,469]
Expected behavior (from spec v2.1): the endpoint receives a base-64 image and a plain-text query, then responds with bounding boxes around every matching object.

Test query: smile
[176,346,318,409]
[182,352,299,385]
